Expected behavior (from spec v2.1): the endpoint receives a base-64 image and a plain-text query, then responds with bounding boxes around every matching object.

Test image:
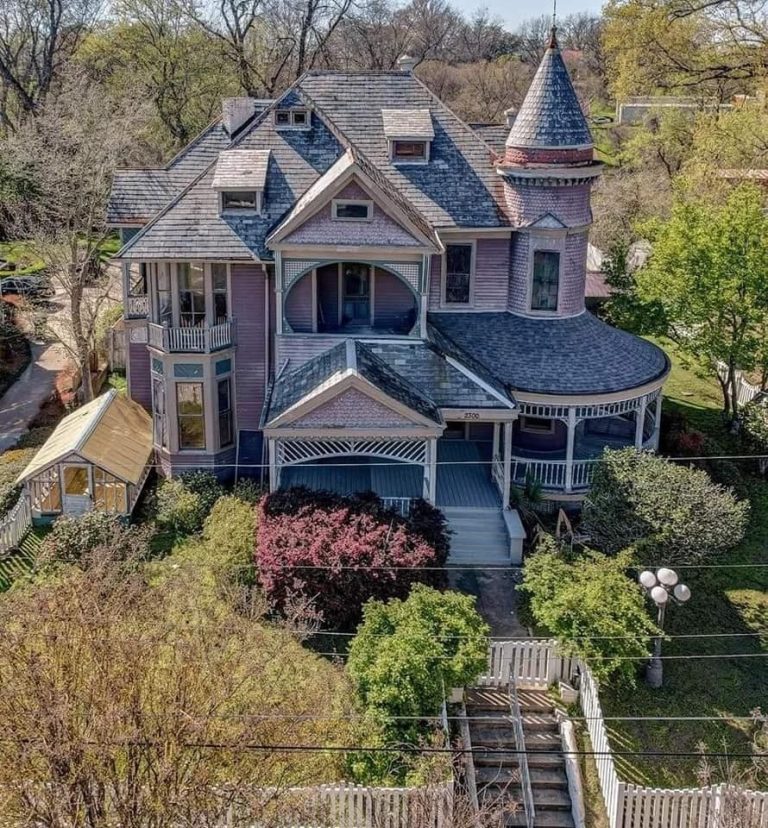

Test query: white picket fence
[716,361,763,407]
[0,495,31,556]
[485,640,768,828]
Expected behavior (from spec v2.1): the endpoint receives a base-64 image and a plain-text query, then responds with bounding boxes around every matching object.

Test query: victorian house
[106,33,669,562]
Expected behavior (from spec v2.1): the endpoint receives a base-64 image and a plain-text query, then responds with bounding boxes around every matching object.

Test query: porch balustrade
[126,295,149,318]
[147,320,235,353]
[511,456,595,491]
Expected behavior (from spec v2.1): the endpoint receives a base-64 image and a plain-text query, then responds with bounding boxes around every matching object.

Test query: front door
[342,264,370,325]
[62,464,92,515]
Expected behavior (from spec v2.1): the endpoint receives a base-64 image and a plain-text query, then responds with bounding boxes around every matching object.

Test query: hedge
[257,488,449,628]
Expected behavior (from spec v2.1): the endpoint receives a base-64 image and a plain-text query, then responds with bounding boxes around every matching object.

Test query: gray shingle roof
[381,109,434,140]
[107,121,231,226]
[298,71,506,228]
[469,123,508,154]
[429,312,669,395]
[505,32,593,150]
[264,339,442,425]
[119,91,344,261]
[211,149,271,190]
[365,341,512,408]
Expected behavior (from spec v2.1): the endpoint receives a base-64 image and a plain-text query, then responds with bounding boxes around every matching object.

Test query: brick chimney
[222,98,258,136]
[396,54,418,73]
[504,107,517,128]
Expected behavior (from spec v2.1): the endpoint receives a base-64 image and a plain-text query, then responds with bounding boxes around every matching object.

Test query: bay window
[155,264,172,326]
[176,383,206,450]
[152,375,168,449]
[150,263,230,328]
[212,263,228,323]
[217,377,233,447]
[178,263,206,328]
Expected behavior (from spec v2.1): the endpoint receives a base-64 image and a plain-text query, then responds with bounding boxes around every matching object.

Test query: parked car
[0,275,55,298]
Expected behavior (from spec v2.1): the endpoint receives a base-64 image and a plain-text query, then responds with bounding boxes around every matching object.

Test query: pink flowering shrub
[256,488,447,628]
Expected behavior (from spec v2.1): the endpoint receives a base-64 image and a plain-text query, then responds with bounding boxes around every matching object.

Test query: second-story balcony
[126,294,150,319]
[148,320,236,353]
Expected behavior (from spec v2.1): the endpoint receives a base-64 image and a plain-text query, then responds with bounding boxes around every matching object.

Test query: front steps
[444,507,510,566]
[465,688,575,828]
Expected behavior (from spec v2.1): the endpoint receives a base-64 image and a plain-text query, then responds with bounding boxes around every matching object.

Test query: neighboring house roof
[381,109,435,140]
[107,121,231,226]
[17,391,153,485]
[298,71,506,228]
[264,339,442,426]
[429,312,669,395]
[505,30,592,150]
[585,270,612,299]
[211,149,271,190]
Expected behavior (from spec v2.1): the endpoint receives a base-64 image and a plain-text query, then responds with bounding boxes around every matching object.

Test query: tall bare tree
[7,72,150,401]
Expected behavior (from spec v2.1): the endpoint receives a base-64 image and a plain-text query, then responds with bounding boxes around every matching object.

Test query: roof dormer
[381,109,434,164]
[212,149,270,215]
[274,106,311,129]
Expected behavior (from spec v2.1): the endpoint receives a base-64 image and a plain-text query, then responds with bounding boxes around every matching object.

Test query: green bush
[741,399,768,475]
[178,470,224,517]
[582,448,749,564]
[521,535,659,686]
[347,584,488,782]
[40,511,150,565]
[201,495,257,584]
[155,478,206,536]
[231,478,266,504]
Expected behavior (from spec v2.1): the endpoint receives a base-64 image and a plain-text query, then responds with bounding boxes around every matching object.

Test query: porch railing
[381,496,412,517]
[147,320,235,353]
[126,295,149,319]
[511,457,595,491]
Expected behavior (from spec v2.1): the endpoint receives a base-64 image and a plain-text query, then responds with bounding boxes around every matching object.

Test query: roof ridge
[165,117,223,171]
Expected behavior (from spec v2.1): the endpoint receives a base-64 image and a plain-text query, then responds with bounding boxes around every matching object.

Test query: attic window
[222,190,260,211]
[274,108,310,128]
[332,199,372,221]
[392,140,427,163]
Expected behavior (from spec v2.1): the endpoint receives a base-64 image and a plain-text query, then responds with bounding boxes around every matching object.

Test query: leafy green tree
[347,585,488,781]
[637,184,768,417]
[520,535,658,686]
[582,448,749,565]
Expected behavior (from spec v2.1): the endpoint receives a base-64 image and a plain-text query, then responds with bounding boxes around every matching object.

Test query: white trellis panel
[282,259,323,291]
[518,389,660,422]
[276,437,428,466]
[381,262,422,292]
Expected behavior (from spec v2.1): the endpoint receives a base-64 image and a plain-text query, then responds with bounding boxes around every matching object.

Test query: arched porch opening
[284,262,418,336]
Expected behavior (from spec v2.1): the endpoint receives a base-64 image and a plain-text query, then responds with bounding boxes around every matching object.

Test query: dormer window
[392,141,427,162]
[332,199,373,221]
[381,109,434,164]
[212,149,270,215]
[222,190,259,210]
[274,108,310,128]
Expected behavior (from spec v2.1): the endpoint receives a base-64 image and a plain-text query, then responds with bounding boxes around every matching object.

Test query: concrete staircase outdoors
[444,507,511,566]
[465,687,575,828]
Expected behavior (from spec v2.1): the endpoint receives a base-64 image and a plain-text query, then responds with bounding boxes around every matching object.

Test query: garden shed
[17,390,153,521]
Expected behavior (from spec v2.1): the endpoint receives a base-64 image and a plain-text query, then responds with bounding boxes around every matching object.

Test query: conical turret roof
[506,29,592,150]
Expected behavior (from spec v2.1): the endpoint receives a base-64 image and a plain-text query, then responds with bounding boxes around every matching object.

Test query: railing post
[634,395,647,450]
[565,409,576,493]
[502,422,512,509]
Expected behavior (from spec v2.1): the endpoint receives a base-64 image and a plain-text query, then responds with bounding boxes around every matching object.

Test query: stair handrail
[457,698,481,827]
[508,676,536,828]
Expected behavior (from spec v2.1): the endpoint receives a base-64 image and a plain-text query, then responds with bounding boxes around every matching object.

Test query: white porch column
[635,395,648,449]
[492,422,500,459]
[653,395,663,450]
[268,439,278,491]
[502,421,512,509]
[428,437,437,503]
[565,408,576,493]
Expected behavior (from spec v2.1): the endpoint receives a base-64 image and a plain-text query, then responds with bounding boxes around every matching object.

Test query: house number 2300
[462,412,480,420]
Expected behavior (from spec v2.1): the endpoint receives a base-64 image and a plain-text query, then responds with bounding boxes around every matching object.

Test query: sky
[455,0,603,30]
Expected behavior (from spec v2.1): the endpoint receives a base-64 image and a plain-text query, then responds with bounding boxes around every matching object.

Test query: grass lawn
[599,337,768,787]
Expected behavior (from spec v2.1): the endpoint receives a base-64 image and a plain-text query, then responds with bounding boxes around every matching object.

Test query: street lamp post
[638,567,691,688]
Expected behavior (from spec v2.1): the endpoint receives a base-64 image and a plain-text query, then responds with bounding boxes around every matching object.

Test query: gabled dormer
[381,109,434,164]
[212,149,271,215]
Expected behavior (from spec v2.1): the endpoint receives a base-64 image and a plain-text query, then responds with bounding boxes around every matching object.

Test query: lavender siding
[561,232,587,316]
[473,238,510,310]
[231,263,267,432]
[373,268,417,329]
[128,341,151,410]
[285,271,314,332]
[283,181,422,247]
[317,263,338,329]
[508,233,530,314]
[503,181,593,228]
[294,387,414,428]
[427,254,442,311]
[276,334,346,369]
[157,446,237,479]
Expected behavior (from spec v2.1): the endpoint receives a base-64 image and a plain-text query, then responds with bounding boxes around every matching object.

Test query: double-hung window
[176,383,206,450]
[445,243,472,304]
[212,263,228,324]
[155,264,172,326]
[178,263,206,328]
[531,251,560,311]
[152,376,168,449]
[217,377,233,447]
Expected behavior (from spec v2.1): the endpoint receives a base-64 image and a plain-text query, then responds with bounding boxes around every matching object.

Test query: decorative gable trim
[527,212,567,230]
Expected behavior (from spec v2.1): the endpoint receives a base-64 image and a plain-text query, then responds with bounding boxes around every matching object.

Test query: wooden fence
[0,495,31,556]
[489,640,768,828]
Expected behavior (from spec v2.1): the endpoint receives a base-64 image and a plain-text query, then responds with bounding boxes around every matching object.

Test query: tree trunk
[69,268,94,403]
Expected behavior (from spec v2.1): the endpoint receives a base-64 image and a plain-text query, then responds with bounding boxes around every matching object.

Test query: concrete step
[476,766,521,786]
[507,811,575,828]
[524,731,563,751]
[468,712,559,733]
[519,690,557,714]
[444,507,510,565]
[529,767,569,789]
[472,748,565,769]
[466,687,508,710]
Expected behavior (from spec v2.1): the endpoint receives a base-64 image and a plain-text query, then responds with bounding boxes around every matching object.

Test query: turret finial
[549,0,558,48]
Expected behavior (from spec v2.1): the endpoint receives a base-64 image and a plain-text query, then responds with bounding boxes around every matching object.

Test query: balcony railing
[147,320,235,353]
[126,295,149,319]
[511,456,595,492]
